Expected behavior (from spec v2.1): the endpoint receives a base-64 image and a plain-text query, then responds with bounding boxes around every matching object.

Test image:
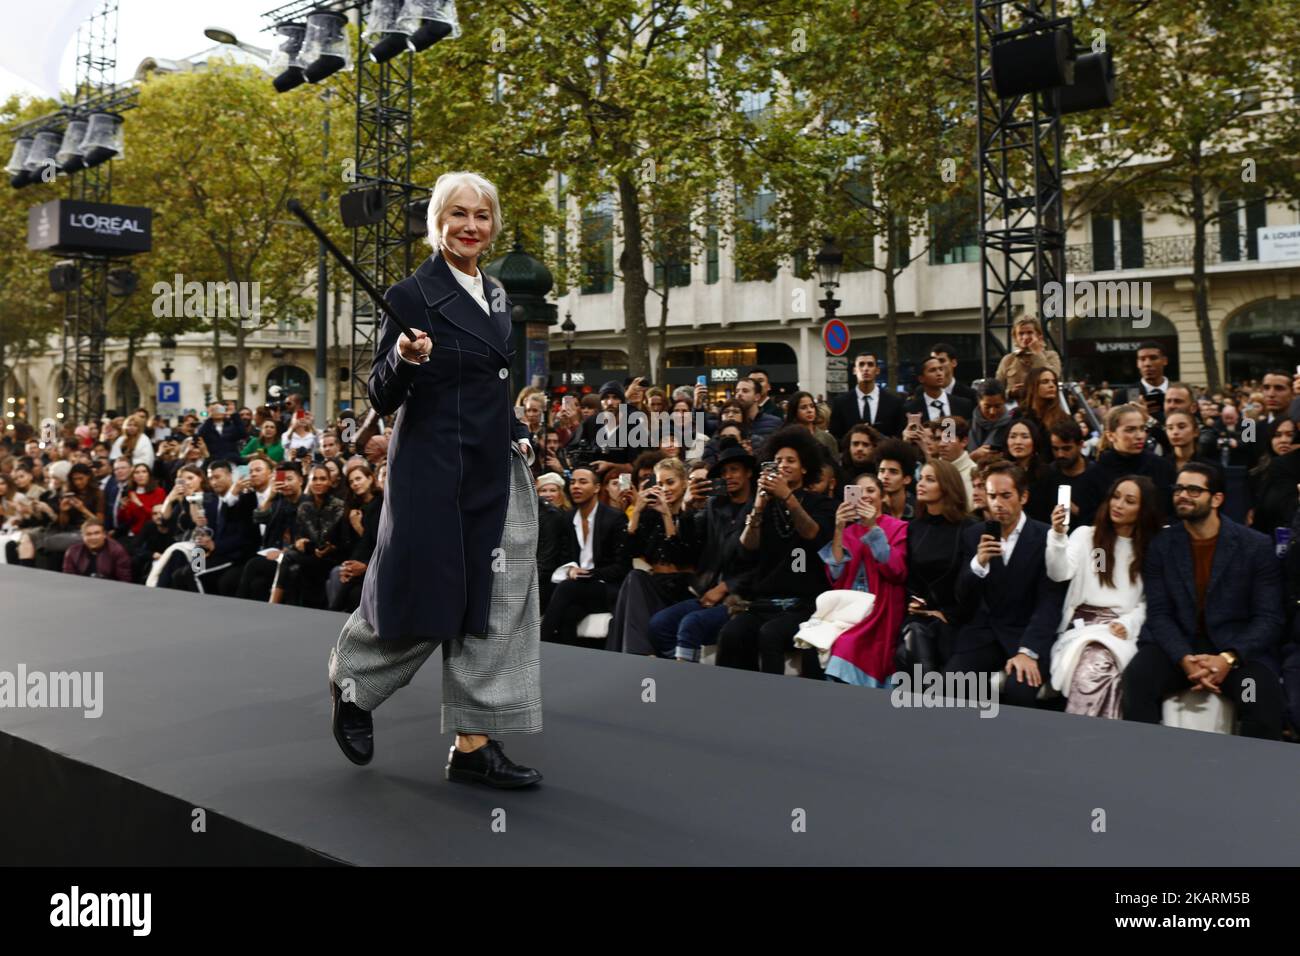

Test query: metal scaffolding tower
[974,0,1069,380]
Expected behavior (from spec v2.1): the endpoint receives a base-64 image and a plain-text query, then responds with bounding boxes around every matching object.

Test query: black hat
[707,439,756,479]
[599,380,626,402]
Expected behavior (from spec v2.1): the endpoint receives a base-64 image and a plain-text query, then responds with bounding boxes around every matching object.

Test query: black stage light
[1054,48,1116,114]
[55,119,88,173]
[340,186,386,228]
[49,261,79,293]
[991,24,1075,98]
[398,0,460,53]
[24,129,63,183]
[302,10,351,83]
[366,0,412,64]
[6,136,34,188]
[270,21,309,93]
[80,112,124,168]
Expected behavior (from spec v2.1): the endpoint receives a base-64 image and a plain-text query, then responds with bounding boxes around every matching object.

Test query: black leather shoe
[330,681,373,765]
[445,739,542,789]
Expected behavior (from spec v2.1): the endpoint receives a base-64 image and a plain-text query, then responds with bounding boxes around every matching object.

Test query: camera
[186,493,205,504]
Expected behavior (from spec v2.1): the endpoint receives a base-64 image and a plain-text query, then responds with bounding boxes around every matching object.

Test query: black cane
[285,198,433,359]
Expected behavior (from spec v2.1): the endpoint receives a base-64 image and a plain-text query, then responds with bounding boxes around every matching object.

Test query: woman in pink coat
[817,472,909,686]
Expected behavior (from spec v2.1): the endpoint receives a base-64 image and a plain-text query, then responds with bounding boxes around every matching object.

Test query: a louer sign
[27,199,153,256]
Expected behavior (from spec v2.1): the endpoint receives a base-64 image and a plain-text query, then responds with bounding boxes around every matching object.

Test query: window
[652,213,691,290]
[733,185,778,282]
[929,191,979,265]
[1089,203,1143,270]
[1220,192,1266,262]
[581,194,615,294]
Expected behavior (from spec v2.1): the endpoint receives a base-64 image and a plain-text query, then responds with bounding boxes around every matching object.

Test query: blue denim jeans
[647,599,731,661]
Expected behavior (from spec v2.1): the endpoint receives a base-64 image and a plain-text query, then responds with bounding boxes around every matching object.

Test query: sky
[0,0,276,101]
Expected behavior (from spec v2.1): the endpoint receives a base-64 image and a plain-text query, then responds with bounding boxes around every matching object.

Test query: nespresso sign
[28,199,153,256]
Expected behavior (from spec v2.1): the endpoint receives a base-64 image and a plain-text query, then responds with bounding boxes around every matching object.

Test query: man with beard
[1124,462,1285,739]
[840,423,881,481]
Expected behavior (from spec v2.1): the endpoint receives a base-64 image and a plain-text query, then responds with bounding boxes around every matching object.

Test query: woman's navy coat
[358,250,529,642]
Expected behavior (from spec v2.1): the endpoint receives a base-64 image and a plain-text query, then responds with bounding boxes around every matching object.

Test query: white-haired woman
[328,170,543,789]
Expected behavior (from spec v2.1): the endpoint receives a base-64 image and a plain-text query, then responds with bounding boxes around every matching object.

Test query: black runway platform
[2,562,1298,866]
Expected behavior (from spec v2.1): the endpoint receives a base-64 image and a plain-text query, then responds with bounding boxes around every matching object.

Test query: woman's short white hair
[426,171,503,254]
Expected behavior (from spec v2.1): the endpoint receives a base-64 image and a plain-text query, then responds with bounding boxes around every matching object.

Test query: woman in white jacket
[1045,475,1162,717]
[109,413,155,468]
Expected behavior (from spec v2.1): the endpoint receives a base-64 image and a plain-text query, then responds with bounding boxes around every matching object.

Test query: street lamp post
[160,334,176,381]
[815,234,843,321]
[562,309,575,387]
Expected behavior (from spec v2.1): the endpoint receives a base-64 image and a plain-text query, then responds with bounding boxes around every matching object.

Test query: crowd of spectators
[4,327,1300,740]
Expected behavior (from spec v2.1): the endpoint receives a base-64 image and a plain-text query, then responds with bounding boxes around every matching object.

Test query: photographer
[197,402,247,462]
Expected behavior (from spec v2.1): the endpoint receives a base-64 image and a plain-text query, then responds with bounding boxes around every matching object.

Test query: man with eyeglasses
[829,351,905,440]
[1123,462,1285,739]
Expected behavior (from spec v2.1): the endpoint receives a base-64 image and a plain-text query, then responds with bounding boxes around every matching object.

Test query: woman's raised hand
[397,329,432,363]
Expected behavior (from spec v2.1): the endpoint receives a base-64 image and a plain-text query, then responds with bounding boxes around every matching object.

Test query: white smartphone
[1057,483,1072,528]
[618,473,631,492]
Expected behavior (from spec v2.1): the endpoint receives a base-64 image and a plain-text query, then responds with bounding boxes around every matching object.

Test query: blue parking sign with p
[157,382,180,409]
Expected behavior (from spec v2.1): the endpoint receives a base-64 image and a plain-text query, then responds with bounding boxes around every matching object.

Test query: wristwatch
[1219,650,1238,669]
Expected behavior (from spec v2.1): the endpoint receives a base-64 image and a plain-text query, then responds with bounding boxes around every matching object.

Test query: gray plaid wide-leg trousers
[328,445,543,736]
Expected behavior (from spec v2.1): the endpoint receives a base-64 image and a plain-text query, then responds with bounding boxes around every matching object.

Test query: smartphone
[844,485,864,507]
[275,468,287,484]
[983,519,1001,540]
[696,375,707,387]
[907,412,922,428]
[710,477,729,495]
[761,460,778,477]
[235,464,250,483]
[618,473,631,492]
[1056,483,1072,512]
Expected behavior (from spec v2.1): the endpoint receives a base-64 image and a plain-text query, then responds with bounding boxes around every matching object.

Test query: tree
[113,61,348,404]
[411,0,796,379]
[1074,0,1300,391]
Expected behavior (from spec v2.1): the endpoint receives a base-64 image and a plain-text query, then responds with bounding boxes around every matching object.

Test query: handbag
[1069,603,1118,628]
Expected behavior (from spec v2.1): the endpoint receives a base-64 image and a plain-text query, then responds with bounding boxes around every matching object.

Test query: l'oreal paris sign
[27,199,152,256]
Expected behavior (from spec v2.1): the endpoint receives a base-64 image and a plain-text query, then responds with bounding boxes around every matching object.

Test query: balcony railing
[1064,231,1277,273]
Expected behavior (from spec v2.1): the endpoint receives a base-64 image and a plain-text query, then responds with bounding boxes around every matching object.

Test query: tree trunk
[655,276,670,386]
[883,219,900,390]
[616,171,651,380]
[1189,162,1221,392]
[212,319,223,403]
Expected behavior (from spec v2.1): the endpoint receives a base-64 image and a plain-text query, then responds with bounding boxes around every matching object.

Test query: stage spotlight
[406,198,430,238]
[366,0,412,63]
[398,0,460,52]
[269,21,308,93]
[79,112,124,168]
[5,136,33,188]
[107,268,139,297]
[49,261,79,293]
[340,186,386,228]
[991,24,1075,98]
[55,119,88,173]
[23,129,63,183]
[302,10,352,83]
[1054,48,1116,114]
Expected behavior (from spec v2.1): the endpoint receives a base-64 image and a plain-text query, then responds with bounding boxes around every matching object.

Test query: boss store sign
[28,199,153,256]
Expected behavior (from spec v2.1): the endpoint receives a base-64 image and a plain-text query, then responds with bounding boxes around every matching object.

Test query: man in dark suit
[1123,462,1286,739]
[829,350,905,440]
[101,456,133,537]
[904,356,975,428]
[949,461,1066,708]
[197,402,247,463]
[929,342,978,407]
[541,466,630,645]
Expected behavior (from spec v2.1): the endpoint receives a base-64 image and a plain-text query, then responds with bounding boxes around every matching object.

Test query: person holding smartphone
[949,461,1066,708]
[817,473,909,686]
